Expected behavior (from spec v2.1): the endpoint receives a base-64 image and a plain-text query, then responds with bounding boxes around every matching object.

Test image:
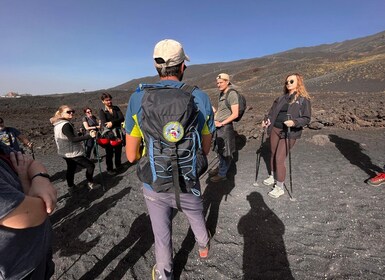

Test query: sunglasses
[66,110,75,114]
[285,79,294,85]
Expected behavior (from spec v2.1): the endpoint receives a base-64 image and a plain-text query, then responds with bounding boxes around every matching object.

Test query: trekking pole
[94,136,106,191]
[253,115,268,187]
[30,145,35,160]
[285,114,296,201]
[252,128,266,187]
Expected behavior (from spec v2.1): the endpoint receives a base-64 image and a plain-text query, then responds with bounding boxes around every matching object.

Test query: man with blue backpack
[124,39,215,280]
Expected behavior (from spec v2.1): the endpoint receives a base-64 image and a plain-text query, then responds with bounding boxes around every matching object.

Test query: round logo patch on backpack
[163,121,184,142]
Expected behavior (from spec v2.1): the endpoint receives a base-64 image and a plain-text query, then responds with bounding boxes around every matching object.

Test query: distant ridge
[112,30,385,96]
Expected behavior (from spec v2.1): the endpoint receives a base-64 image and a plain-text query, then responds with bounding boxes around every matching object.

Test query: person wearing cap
[209,73,238,182]
[124,39,215,279]
[0,117,33,153]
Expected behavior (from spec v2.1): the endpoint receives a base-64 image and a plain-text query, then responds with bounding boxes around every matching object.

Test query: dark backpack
[224,89,246,122]
[136,84,208,211]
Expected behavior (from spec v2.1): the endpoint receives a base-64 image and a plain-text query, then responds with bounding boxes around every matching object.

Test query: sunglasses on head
[66,110,75,114]
[285,79,294,85]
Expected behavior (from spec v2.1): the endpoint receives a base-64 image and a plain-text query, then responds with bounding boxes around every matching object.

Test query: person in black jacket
[99,93,125,175]
[82,107,100,159]
[261,73,311,198]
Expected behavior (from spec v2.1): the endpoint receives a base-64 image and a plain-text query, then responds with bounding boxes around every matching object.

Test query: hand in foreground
[28,178,57,214]
[9,152,32,181]
[10,152,57,214]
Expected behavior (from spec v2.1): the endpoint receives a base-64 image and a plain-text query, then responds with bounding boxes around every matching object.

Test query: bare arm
[0,196,48,229]
[125,134,142,163]
[202,134,212,156]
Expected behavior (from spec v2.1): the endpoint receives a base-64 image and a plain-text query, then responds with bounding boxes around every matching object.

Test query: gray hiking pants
[143,187,209,280]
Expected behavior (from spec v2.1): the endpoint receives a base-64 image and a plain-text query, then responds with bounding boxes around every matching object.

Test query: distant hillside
[1,31,384,152]
[112,30,385,97]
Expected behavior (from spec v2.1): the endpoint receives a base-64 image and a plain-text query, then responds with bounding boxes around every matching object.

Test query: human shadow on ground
[78,213,154,280]
[329,134,382,178]
[172,133,246,279]
[238,192,294,279]
[51,187,132,257]
[204,131,246,235]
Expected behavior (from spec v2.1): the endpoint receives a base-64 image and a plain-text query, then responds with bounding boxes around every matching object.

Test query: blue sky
[1,0,384,95]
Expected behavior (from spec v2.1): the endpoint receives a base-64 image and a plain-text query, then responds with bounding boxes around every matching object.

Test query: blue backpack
[136,83,208,211]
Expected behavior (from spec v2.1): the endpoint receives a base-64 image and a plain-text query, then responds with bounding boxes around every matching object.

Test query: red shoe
[368,173,385,186]
[199,245,209,259]
[199,231,211,259]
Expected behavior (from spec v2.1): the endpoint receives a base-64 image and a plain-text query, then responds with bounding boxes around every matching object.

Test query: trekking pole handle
[286,114,292,133]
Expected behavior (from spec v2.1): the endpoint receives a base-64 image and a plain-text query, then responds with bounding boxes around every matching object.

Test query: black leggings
[64,156,95,186]
[269,127,296,183]
[105,144,122,171]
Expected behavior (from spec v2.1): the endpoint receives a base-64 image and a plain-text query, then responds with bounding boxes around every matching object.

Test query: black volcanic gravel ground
[33,127,385,280]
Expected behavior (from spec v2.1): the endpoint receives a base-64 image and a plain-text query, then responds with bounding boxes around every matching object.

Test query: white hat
[153,39,190,68]
[217,73,232,85]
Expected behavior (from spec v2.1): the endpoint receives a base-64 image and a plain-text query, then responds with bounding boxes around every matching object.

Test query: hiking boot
[199,231,211,259]
[208,167,219,176]
[152,264,161,280]
[210,174,226,183]
[263,175,275,186]
[87,182,100,190]
[268,185,284,198]
[368,173,385,186]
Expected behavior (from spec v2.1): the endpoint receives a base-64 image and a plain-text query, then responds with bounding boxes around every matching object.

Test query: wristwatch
[31,172,51,180]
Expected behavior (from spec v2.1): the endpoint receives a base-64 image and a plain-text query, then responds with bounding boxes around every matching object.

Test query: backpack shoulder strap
[224,89,238,110]
[180,83,197,94]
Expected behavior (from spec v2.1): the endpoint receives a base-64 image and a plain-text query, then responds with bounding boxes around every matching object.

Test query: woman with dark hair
[261,73,311,198]
[99,93,125,175]
[51,105,99,192]
[82,107,100,159]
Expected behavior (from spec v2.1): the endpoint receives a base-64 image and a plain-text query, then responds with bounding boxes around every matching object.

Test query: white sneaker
[263,175,275,186]
[268,185,284,198]
[87,182,100,190]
